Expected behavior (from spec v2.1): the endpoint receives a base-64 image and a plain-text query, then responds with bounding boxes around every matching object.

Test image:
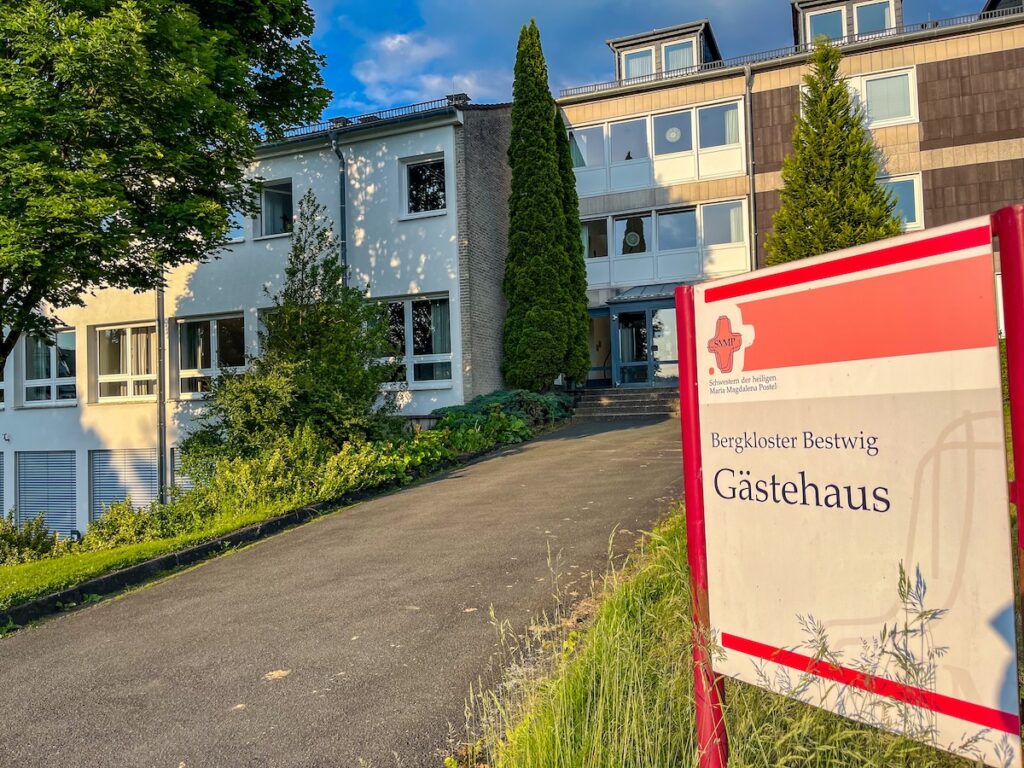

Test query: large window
[657,210,698,251]
[610,119,649,163]
[406,156,447,214]
[807,8,846,42]
[178,315,245,395]
[622,49,653,80]
[863,71,913,125]
[386,296,452,385]
[615,215,651,255]
[24,330,76,405]
[880,175,922,230]
[260,179,293,236]
[702,201,746,246]
[698,103,740,149]
[97,324,157,399]
[855,1,892,35]
[654,110,693,156]
[663,41,695,73]
[581,219,609,259]
[569,126,605,168]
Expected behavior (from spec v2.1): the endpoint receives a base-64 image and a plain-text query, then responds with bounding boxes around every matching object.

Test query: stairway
[573,387,680,421]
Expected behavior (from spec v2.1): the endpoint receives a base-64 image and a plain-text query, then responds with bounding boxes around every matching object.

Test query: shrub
[0,510,72,566]
[434,389,571,431]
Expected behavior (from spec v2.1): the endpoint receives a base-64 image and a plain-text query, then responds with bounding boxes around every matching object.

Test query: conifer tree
[554,111,591,385]
[766,41,902,265]
[502,20,570,392]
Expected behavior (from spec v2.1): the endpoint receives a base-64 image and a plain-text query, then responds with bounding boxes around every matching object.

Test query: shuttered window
[171,448,194,492]
[16,451,77,537]
[89,449,159,520]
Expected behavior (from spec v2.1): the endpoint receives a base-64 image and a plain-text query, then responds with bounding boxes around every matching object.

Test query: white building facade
[0,96,512,536]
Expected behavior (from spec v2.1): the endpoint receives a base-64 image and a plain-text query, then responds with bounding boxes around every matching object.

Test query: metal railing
[282,94,471,140]
[559,6,1024,98]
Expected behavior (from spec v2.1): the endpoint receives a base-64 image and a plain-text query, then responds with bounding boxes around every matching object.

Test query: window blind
[17,451,77,537]
[89,449,159,520]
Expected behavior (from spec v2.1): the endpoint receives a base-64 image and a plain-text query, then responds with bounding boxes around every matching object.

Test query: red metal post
[676,285,729,768]
[993,205,1024,598]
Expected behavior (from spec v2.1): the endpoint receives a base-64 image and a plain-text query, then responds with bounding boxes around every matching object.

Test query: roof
[983,0,1023,11]
[606,19,722,62]
[607,283,690,304]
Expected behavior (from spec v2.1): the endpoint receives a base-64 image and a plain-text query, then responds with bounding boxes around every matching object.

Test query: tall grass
[461,511,977,768]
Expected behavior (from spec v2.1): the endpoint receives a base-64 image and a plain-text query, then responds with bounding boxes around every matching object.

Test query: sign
[678,216,1021,767]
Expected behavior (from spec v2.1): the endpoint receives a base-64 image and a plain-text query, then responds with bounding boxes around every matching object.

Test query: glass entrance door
[612,302,678,387]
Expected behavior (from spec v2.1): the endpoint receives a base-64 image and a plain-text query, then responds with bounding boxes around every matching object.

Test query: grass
[0,501,305,613]
[459,510,978,768]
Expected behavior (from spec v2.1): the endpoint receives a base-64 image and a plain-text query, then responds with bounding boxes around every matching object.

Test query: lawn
[459,510,977,768]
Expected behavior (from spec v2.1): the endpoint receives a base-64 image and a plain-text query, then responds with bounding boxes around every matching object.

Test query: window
[90,449,159,520]
[97,324,157,399]
[178,315,245,395]
[855,1,892,35]
[227,210,246,242]
[657,210,698,251]
[654,111,693,156]
[406,157,446,214]
[610,119,649,162]
[16,451,77,538]
[879,175,922,230]
[622,49,653,80]
[0,358,5,409]
[698,103,740,149]
[260,180,293,236]
[24,330,76,405]
[807,8,846,42]
[863,72,913,125]
[569,126,605,168]
[663,41,695,72]
[581,220,609,258]
[615,215,651,255]
[702,201,745,246]
[386,296,452,385]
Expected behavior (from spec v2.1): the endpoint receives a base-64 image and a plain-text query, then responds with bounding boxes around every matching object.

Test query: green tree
[766,40,901,265]
[554,111,591,385]
[183,191,397,462]
[0,0,330,367]
[502,20,570,392]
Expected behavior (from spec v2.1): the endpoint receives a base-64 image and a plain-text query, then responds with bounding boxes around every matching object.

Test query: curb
[0,434,546,631]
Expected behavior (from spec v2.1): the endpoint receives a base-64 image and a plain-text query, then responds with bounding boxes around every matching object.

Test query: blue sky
[309,0,985,117]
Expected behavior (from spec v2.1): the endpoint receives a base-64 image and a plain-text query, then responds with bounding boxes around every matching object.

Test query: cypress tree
[766,41,902,266]
[502,20,569,392]
[554,110,591,385]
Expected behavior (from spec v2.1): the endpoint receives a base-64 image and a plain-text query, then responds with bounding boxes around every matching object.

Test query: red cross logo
[707,316,742,374]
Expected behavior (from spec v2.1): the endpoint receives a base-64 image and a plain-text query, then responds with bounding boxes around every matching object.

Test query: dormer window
[807,7,846,42]
[854,1,893,35]
[663,40,695,72]
[622,49,654,80]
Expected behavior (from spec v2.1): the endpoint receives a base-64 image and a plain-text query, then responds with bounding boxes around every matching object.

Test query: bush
[0,510,72,566]
[433,389,571,431]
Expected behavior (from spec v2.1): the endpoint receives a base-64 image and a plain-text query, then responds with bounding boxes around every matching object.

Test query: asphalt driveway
[0,418,682,767]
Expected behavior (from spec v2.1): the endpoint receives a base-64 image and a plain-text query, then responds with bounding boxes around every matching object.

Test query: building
[0,96,512,536]
[558,0,1024,389]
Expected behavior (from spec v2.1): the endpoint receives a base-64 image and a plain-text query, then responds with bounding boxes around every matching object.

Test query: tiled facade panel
[456,107,512,400]
[752,86,800,175]
[918,49,1024,151]
[923,159,1024,226]
[754,189,782,267]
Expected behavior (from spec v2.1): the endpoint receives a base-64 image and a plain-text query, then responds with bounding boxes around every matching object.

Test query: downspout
[329,133,349,286]
[155,279,167,503]
[743,64,758,272]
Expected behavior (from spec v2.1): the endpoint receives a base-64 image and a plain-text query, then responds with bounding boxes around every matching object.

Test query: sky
[308,0,986,119]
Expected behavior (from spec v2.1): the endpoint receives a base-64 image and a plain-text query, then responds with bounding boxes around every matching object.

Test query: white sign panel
[692,218,1021,766]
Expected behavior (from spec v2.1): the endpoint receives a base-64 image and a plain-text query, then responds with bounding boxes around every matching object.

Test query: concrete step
[574,403,679,417]
[573,412,680,422]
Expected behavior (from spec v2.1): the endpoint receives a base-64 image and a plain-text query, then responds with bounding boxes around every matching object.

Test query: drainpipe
[329,133,349,286]
[744,64,758,271]
[155,279,168,503]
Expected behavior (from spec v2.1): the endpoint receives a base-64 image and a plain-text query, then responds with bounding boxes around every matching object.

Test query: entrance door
[611,302,678,387]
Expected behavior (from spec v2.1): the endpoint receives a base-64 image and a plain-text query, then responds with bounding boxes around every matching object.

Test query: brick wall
[923,159,1024,226]
[752,85,799,176]
[456,106,512,400]
[919,49,1024,151]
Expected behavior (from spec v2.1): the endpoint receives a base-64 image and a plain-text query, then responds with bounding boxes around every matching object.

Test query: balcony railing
[559,6,1024,99]
[281,94,471,140]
